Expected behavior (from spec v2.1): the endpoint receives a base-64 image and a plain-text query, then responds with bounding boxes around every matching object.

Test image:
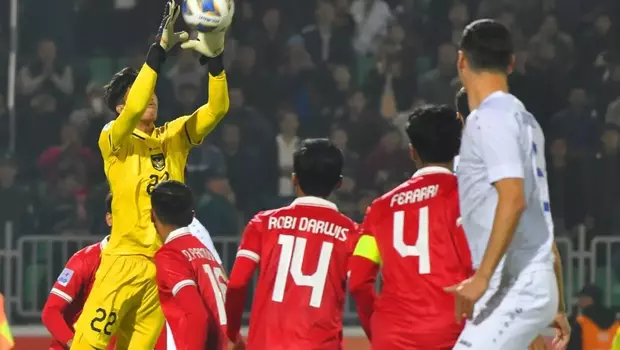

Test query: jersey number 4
[272,234,333,308]
[393,207,430,274]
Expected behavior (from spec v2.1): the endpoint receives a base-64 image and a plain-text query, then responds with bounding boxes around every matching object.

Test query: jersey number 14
[393,207,431,274]
[271,234,334,308]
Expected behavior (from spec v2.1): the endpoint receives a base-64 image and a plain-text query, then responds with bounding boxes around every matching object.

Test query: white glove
[156,0,189,51]
[181,32,226,58]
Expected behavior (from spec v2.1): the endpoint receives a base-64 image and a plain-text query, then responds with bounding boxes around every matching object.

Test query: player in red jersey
[41,193,114,350]
[225,138,359,350]
[348,105,473,350]
[150,180,241,350]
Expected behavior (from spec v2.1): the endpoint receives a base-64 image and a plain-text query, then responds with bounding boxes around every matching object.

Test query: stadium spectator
[589,124,620,235]
[301,0,354,66]
[350,0,392,56]
[549,87,600,156]
[569,285,620,350]
[195,169,239,238]
[275,110,300,199]
[0,155,35,246]
[418,42,459,105]
[38,122,96,191]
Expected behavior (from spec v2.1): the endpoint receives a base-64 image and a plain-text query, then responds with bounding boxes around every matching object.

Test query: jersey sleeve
[474,109,524,183]
[155,249,196,296]
[166,73,230,154]
[353,205,381,264]
[236,215,263,263]
[189,218,222,264]
[50,253,89,303]
[99,64,158,157]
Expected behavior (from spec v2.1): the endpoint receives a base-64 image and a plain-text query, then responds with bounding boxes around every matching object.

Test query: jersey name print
[228,196,359,350]
[355,167,472,349]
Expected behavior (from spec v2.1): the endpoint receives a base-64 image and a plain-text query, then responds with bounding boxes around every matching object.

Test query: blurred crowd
[1,0,620,279]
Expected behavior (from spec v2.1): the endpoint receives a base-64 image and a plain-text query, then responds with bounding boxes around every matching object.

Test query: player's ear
[409,144,422,167]
[105,213,112,227]
[457,50,466,73]
[507,54,516,75]
[115,104,124,115]
[291,173,298,188]
[335,175,343,190]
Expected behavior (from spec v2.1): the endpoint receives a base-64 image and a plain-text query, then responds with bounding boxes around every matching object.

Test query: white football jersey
[188,217,222,264]
[456,91,554,276]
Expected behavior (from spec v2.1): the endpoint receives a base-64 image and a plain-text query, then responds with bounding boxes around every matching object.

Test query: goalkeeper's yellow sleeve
[103,44,164,154]
[184,71,230,144]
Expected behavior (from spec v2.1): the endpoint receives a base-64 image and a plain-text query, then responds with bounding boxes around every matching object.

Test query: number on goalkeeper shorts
[393,207,431,274]
[203,264,227,325]
[272,234,334,308]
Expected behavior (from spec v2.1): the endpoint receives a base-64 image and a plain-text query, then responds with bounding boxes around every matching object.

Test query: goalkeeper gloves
[181,32,226,58]
[156,0,189,52]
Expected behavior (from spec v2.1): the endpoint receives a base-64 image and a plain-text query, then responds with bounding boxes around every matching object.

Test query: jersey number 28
[272,234,333,308]
[393,207,430,274]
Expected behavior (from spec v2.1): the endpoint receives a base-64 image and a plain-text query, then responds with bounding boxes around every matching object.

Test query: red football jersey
[46,237,107,350]
[231,196,358,350]
[361,167,473,348]
[154,229,228,350]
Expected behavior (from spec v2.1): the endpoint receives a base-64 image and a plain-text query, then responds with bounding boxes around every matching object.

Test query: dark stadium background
[1,0,619,348]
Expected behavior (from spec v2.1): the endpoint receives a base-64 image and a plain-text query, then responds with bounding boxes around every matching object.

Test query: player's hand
[444,274,489,323]
[156,0,189,51]
[231,338,246,350]
[528,335,548,350]
[181,31,226,58]
[550,312,570,350]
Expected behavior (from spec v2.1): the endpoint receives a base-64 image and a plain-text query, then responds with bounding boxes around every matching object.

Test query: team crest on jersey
[57,268,74,287]
[151,153,165,171]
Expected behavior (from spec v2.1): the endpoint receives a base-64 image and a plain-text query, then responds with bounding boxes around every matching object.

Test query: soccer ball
[182,0,235,33]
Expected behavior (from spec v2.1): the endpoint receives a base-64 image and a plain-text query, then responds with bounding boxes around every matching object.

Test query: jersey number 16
[271,234,334,308]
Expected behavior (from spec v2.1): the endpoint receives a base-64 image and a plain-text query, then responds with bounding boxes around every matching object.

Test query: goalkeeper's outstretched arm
[103,45,164,152]
[184,54,229,144]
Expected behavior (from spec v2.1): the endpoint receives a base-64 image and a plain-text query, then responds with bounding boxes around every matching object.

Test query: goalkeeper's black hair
[406,105,462,163]
[104,67,138,114]
[151,180,194,228]
[293,138,343,198]
[455,87,470,120]
[105,192,112,214]
[460,19,513,73]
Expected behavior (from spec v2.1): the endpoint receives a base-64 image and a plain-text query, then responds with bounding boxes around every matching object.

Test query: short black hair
[455,87,470,118]
[460,19,513,72]
[104,67,138,114]
[293,138,343,198]
[406,105,462,163]
[105,192,112,214]
[151,180,194,227]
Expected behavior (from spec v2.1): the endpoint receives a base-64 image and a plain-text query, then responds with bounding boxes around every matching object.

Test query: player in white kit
[445,19,566,350]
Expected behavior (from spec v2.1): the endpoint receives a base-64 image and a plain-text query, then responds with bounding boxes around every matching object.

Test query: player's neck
[465,73,509,111]
[136,122,155,136]
[417,162,453,172]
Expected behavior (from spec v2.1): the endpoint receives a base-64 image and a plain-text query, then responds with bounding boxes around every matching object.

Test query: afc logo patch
[57,268,74,287]
[151,153,166,171]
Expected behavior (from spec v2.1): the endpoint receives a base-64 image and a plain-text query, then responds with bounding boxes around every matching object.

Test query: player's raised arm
[180,32,230,144]
[225,216,262,342]
[101,1,188,154]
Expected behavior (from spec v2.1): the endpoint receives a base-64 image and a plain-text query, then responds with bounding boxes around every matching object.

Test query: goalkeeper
[70,1,230,349]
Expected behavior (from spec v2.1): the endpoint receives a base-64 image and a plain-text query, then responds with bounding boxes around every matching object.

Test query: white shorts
[453,267,558,350]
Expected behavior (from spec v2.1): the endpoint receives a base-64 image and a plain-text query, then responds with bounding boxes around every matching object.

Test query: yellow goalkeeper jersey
[100,64,229,257]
